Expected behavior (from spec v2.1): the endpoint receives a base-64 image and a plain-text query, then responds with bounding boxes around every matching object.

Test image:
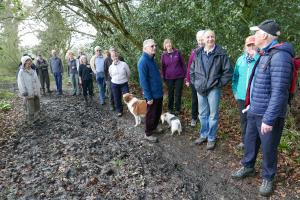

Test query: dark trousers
[111,82,129,113]
[242,112,284,181]
[39,70,50,91]
[53,72,62,93]
[237,100,247,143]
[82,79,93,97]
[166,78,183,113]
[191,83,198,120]
[145,97,163,136]
[106,80,115,107]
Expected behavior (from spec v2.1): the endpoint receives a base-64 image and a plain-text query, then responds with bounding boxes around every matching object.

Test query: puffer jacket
[17,67,41,98]
[249,42,294,126]
[190,45,232,95]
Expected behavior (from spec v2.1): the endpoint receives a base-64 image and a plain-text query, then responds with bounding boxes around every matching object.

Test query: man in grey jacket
[190,30,232,150]
[49,50,64,95]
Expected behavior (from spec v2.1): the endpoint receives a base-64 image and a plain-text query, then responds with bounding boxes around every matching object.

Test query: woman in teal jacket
[232,36,259,148]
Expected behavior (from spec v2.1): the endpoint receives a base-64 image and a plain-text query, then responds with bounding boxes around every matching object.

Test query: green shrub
[0,91,15,100]
[0,100,12,111]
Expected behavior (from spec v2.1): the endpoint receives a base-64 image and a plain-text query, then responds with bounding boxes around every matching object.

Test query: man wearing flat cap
[232,19,295,197]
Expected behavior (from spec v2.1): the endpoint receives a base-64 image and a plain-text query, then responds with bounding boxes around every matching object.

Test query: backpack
[265,44,300,105]
[245,44,299,107]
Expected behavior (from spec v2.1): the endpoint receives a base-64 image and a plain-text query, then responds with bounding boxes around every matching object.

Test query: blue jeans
[197,88,221,142]
[53,72,62,94]
[96,72,105,104]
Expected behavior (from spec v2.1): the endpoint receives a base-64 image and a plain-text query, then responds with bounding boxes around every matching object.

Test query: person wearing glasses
[190,30,232,150]
[137,39,163,143]
[17,55,41,123]
[232,36,259,149]
[90,46,106,105]
[161,39,186,115]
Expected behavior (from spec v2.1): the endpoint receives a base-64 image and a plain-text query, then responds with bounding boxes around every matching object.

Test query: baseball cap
[250,19,280,36]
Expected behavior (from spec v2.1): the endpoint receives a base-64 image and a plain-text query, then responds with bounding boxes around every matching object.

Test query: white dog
[160,112,182,135]
[123,93,147,127]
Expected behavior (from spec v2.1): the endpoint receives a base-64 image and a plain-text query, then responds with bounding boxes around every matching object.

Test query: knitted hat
[21,55,32,66]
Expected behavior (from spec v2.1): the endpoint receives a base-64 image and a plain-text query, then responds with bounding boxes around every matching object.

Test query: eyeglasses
[149,44,156,48]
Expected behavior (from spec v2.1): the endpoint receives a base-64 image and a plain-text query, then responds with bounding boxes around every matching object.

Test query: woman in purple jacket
[161,39,186,115]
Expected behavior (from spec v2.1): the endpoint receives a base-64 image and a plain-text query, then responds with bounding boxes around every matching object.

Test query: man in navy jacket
[137,39,163,143]
[231,20,295,197]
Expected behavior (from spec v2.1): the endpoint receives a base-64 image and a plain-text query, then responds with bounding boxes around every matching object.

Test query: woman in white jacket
[17,55,41,122]
[109,49,130,117]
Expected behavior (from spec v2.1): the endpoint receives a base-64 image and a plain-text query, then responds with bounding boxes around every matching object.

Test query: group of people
[137,19,295,197]
[17,19,295,197]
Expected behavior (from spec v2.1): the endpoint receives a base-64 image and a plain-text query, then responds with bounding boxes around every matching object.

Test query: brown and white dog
[123,93,147,127]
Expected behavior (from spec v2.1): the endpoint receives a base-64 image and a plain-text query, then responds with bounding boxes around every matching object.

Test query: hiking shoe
[231,167,255,179]
[190,119,197,127]
[144,134,158,143]
[194,137,207,145]
[153,127,164,134]
[206,141,216,150]
[110,105,115,111]
[237,142,245,149]
[259,179,274,197]
[117,112,122,117]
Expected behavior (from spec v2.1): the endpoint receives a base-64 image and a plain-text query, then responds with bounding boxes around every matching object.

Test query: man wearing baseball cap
[232,19,295,196]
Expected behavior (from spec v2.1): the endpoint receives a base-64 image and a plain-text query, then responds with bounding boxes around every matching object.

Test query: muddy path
[0,92,297,199]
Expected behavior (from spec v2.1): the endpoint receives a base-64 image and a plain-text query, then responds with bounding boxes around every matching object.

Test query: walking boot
[42,89,46,95]
[84,96,88,107]
[89,96,93,107]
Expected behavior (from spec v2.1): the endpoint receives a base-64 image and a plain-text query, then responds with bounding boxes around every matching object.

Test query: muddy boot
[89,96,93,107]
[84,96,88,107]
[42,89,46,95]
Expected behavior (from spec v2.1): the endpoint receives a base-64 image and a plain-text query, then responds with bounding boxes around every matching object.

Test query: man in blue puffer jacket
[231,20,295,197]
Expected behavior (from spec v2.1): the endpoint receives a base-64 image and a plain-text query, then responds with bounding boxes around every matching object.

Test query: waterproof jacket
[67,58,78,75]
[190,45,232,95]
[161,49,186,80]
[17,67,41,98]
[232,53,259,100]
[249,42,294,126]
[36,58,48,71]
[185,47,200,84]
[137,52,163,101]
[49,56,63,74]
